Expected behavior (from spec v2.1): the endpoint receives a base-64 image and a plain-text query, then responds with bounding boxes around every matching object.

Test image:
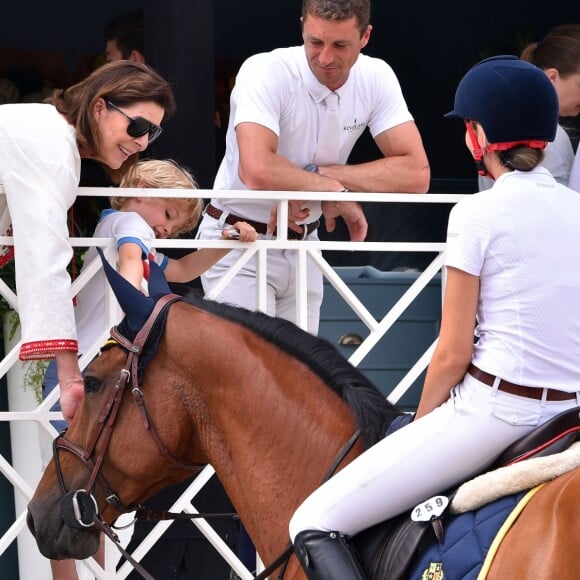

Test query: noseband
[53,294,206,535]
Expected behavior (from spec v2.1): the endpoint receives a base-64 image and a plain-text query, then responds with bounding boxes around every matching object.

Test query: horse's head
[27,251,201,560]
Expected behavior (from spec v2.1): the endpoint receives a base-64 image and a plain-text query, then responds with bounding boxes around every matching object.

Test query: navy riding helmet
[445,55,559,145]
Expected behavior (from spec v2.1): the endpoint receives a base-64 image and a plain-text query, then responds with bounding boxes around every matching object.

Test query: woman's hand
[55,351,84,423]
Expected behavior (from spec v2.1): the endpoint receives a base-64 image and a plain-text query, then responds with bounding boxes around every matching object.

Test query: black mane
[182,291,402,448]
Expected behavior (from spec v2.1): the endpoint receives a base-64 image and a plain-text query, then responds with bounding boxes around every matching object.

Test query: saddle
[353,405,580,580]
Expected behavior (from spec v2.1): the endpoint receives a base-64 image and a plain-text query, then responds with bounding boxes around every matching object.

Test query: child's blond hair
[111,159,203,235]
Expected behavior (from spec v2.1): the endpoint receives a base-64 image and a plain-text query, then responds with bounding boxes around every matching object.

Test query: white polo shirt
[445,168,580,391]
[212,45,413,223]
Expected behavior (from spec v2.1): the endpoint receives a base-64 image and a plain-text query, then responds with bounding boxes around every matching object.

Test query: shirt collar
[494,166,554,187]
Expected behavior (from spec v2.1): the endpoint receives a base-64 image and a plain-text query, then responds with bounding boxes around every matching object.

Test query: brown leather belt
[468,363,576,401]
[205,203,319,240]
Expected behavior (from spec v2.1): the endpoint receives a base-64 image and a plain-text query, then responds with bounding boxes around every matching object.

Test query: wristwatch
[304,163,348,192]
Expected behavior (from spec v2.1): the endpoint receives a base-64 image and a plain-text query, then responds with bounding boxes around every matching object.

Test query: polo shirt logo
[343,118,366,132]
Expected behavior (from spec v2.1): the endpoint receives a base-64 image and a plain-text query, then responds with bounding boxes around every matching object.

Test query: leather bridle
[52,294,208,579]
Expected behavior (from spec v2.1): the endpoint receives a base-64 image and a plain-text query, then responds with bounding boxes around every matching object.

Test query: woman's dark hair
[45,61,175,182]
[521,24,580,77]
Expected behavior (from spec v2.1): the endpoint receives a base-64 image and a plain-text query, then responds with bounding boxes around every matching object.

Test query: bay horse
[27,256,580,579]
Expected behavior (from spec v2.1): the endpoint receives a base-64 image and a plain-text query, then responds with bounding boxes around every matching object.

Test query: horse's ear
[147,259,172,298]
[96,247,155,331]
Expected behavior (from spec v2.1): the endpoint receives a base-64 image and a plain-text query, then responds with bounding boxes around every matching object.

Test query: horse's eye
[84,375,102,393]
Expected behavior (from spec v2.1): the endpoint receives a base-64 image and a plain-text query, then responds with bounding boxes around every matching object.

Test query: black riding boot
[293,530,366,580]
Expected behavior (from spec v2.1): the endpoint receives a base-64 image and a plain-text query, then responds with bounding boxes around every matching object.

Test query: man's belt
[205,203,319,240]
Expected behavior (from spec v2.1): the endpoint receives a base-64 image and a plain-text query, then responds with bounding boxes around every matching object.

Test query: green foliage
[23,359,49,404]
[5,308,19,341]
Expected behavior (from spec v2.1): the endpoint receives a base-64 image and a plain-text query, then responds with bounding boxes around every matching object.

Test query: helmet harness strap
[464,120,548,179]
[465,121,489,177]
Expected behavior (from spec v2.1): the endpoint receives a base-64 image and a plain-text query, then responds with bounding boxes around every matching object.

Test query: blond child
[74,158,256,354]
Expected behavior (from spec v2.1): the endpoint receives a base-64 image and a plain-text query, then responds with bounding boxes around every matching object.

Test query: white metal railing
[0,187,463,579]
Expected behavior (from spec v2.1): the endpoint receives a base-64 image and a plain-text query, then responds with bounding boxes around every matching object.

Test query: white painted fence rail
[0,186,463,579]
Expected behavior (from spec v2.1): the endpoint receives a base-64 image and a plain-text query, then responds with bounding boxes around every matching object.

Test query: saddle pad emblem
[421,562,444,579]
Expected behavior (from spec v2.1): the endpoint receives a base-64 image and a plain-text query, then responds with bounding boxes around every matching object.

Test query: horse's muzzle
[27,499,101,560]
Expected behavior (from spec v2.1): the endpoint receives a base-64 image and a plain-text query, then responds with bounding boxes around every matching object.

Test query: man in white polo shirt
[198,0,430,334]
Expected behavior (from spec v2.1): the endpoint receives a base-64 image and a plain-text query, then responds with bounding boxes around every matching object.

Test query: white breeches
[289,372,578,540]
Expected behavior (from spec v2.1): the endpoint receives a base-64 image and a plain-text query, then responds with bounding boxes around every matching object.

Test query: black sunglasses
[106,100,163,144]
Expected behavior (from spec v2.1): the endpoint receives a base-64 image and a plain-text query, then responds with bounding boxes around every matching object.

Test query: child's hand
[234,221,258,242]
[221,222,258,242]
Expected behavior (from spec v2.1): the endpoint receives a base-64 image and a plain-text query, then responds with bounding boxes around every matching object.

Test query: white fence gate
[0,187,462,579]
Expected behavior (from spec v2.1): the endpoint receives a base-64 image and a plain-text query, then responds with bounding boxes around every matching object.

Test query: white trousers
[289,373,579,540]
[197,213,323,334]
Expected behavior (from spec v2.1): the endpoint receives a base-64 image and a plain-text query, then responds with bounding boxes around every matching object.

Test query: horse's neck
[214,378,358,567]
[167,310,359,564]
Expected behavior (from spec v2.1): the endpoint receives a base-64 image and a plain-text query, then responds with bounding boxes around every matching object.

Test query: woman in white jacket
[0,60,174,423]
